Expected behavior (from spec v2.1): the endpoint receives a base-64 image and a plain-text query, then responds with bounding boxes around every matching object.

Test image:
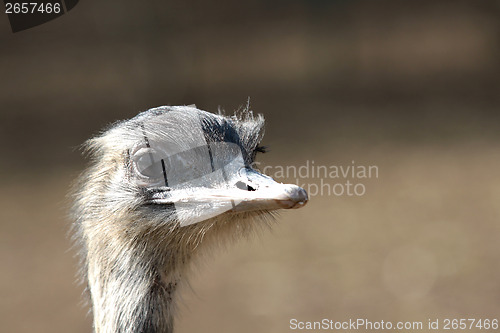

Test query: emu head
[74,105,307,270]
[72,105,308,333]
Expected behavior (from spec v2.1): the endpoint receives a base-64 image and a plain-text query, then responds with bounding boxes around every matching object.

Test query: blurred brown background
[1,1,500,332]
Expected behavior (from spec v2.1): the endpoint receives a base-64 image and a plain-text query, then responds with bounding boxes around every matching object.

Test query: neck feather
[88,247,183,333]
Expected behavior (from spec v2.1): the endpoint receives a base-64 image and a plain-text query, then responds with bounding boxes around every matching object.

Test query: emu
[72,105,308,333]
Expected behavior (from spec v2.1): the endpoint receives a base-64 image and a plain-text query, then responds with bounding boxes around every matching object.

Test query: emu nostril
[235,181,256,191]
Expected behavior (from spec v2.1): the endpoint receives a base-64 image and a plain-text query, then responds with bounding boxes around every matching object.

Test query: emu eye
[255,145,268,154]
[251,144,268,161]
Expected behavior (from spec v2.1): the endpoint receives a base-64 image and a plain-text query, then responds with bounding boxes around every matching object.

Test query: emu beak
[143,168,308,226]
[229,169,308,212]
[145,169,308,212]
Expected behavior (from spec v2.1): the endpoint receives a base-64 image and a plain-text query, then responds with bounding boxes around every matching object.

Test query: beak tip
[285,185,308,209]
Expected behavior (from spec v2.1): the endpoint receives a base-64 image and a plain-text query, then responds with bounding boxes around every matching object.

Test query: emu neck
[89,250,182,333]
